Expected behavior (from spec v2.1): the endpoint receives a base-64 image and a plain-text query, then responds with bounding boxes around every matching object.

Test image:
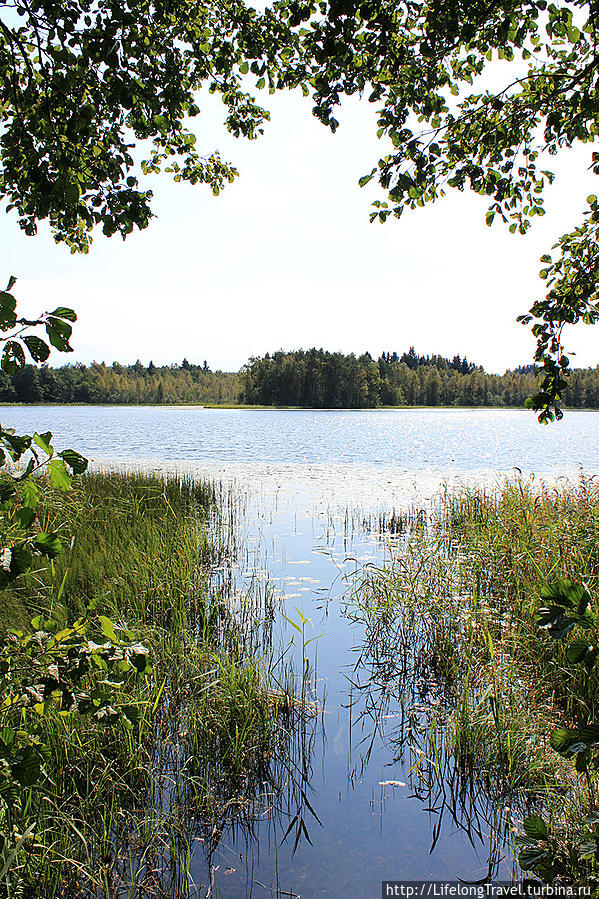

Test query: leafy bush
[0,605,151,896]
[520,580,599,887]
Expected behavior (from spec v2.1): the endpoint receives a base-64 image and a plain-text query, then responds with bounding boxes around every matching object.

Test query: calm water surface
[0,406,599,471]
[3,407,598,897]
[1,405,598,471]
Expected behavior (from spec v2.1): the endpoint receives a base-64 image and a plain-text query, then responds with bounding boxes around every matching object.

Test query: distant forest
[0,359,239,405]
[241,349,599,409]
[1,348,598,408]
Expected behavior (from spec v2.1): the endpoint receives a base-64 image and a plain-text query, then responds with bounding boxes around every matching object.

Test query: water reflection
[183,469,531,897]
[4,407,595,895]
[344,556,517,884]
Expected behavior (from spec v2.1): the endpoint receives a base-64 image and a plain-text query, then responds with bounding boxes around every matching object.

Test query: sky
[2,85,598,375]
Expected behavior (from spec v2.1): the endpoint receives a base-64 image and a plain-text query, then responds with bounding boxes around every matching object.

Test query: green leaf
[579,839,599,859]
[59,449,88,474]
[1,431,30,461]
[550,727,577,753]
[98,615,119,643]
[523,816,548,841]
[33,432,54,456]
[47,459,72,491]
[0,482,16,503]
[33,531,62,558]
[20,481,39,509]
[23,336,50,363]
[16,507,35,529]
[10,745,43,787]
[0,726,16,751]
[550,725,599,755]
[45,318,73,353]
[2,341,26,374]
[0,292,17,330]
[128,647,150,674]
[577,725,599,747]
[9,546,32,576]
[121,704,140,728]
[575,749,590,773]
[540,580,587,611]
[519,847,549,870]
[567,638,595,665]
[50,307,77,322]
[535,606,577,639]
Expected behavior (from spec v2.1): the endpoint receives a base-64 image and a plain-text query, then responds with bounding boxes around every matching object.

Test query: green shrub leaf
[47,459,72,491]
[523,816,549,841]
[550,727,577,753]
[519,847,549,870]
[33,532,62,558]
[98,615,119,643]
[23,336,50,363]
[58,449,88,474]
[50,307,77,322]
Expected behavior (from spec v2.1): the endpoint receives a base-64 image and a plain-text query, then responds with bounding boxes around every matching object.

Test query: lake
[2,406,598,897]
[2,405,598,471]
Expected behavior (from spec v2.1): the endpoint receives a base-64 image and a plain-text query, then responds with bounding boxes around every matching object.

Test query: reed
[348,474,599,879]
[0,470,302,898]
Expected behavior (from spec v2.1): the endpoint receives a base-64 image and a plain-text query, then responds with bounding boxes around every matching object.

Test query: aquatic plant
[0,470,308,897]
[347,475,599,885]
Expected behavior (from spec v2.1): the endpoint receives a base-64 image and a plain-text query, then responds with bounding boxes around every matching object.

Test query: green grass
[5,470,217,625]
[0,471,300,898]
[348,475,599,882]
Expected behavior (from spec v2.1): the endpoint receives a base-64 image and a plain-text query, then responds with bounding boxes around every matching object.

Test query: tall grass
[7,470,217,626]
[0,470,304,898]
[348,475,599,878]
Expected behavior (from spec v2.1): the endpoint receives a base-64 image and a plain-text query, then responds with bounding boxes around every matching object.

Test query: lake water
[2,405,598,471]
[2,406,598,898]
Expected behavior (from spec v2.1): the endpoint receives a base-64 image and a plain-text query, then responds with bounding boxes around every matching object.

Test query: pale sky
[2,86,598,374]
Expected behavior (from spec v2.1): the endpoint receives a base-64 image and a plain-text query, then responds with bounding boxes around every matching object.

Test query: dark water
[3,407,598,897]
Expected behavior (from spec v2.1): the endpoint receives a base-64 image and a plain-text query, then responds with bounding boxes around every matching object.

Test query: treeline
[1,349,598,408]
[241,348,599,409]
[0,360,240,405]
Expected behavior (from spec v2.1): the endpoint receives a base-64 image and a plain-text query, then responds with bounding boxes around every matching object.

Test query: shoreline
[1,402,598,412]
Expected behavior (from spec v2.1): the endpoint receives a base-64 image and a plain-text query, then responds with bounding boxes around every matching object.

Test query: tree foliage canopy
[275,0,599,419]
[240,347,599,408]
[0,0,294,250]
[1,0,598,418]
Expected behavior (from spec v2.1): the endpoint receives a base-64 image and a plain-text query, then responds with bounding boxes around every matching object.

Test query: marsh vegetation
[0,471,316,898]
[2,457,599,896]
[349,475,599,888]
